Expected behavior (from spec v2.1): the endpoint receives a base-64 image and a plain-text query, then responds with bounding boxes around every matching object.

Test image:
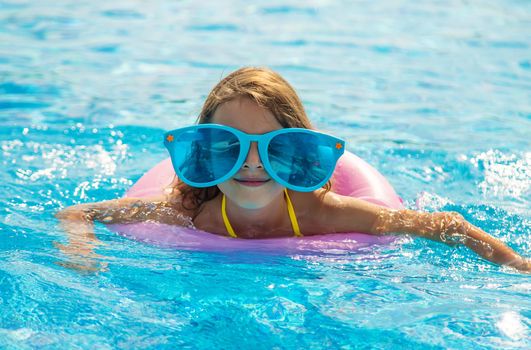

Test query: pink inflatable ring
[107,151,403,253]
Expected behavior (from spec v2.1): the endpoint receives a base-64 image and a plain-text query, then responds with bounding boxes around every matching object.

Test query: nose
[242,142,263,169]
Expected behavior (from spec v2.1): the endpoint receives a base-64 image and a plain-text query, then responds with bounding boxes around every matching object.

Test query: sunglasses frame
[164,124,345,192]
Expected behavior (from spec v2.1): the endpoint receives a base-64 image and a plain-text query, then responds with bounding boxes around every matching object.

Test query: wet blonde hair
[168,66,330,216]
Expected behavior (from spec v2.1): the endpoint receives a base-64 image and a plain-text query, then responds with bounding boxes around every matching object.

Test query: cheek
[217,180,285,209]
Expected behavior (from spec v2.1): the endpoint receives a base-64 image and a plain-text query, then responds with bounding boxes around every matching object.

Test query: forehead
[210,97,282,134]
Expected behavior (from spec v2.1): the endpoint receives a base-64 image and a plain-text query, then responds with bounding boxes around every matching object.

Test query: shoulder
[287,190,336,234]
[289,190,385,235]
[191,194,228,235]
[289,189,368,216]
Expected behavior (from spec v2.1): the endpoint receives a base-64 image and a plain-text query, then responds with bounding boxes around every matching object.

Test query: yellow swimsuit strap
[221,189,302,238]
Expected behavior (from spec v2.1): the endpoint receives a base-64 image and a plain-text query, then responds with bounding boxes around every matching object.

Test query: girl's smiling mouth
[233,178,271,187]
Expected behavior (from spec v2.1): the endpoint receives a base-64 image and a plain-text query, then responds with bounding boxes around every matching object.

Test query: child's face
[211,97,286,209]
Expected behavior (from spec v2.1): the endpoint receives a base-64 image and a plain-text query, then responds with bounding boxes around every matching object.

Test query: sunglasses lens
[268,132,338,190]
[170,128,240,185]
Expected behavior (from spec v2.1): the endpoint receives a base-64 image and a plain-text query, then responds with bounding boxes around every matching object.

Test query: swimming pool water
[1,0,530,348]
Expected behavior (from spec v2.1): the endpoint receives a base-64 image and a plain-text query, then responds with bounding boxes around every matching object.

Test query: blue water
[1,0,530,348]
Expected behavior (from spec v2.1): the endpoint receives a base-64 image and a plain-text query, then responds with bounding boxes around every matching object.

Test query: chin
[218,181,284,210]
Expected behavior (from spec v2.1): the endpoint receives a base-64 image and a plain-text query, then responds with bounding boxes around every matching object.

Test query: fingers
[55,260,108,274]
[53,240,109,274]
[508,258,531,274]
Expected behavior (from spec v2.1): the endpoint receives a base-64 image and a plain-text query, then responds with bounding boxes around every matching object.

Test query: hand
[54,241,108,273]
[506,257,531,274]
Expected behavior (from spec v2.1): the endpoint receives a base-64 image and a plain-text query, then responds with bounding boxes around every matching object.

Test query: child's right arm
[55,196,185,225]
[54,197,187,271]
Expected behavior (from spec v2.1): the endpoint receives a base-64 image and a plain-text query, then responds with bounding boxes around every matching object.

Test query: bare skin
[55,97,531,273]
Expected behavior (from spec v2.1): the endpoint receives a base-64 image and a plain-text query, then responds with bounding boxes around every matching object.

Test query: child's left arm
[372,209,531,273]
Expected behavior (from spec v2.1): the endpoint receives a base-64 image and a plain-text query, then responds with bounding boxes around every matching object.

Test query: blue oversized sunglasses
[163,124,345,192]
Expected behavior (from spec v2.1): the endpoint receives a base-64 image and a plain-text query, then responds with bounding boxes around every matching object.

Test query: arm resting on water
[371,209,531,273]
[54,197,186,271]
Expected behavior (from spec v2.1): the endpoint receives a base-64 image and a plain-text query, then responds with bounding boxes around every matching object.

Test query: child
[55,67,530,273]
